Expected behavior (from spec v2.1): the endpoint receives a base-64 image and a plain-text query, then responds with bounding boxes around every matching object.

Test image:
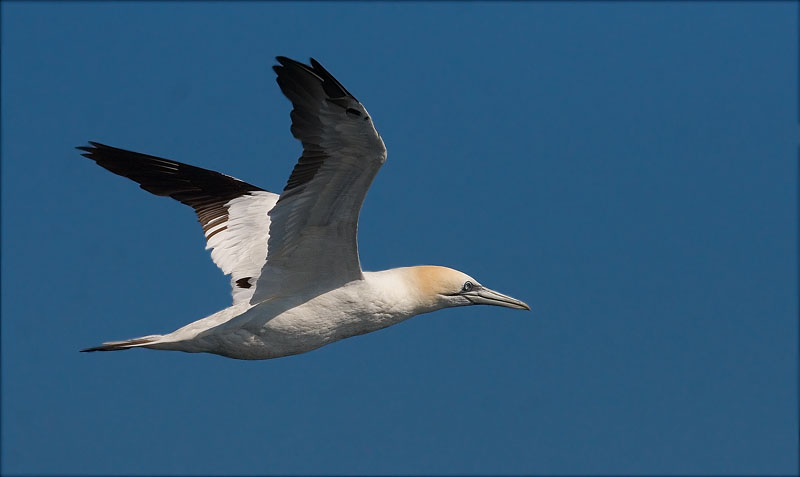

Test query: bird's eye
[462,281,474,293]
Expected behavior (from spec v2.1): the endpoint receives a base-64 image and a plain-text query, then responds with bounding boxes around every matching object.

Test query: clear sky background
[1,2,797,475]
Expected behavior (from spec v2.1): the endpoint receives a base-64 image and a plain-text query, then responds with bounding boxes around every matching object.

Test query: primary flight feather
[78,56,529,360]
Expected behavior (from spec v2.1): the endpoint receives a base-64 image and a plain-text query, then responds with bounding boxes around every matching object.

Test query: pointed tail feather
[80,335,163,352]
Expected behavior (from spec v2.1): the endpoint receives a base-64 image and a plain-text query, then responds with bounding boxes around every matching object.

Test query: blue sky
[1,2,797,475]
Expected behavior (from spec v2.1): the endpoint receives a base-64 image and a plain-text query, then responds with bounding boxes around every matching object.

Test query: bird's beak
[466,287,531,310]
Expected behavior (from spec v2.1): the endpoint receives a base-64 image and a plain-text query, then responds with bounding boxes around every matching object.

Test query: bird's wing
[77,142,279,305]
[250,57,387,303]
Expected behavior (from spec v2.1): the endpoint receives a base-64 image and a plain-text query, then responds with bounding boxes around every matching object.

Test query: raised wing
[77,142,279,305]
[250,57,387,303]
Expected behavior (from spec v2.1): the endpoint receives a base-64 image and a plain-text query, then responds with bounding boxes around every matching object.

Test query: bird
[77,56,530,360]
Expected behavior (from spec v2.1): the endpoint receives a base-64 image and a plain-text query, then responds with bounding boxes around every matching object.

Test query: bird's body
[79,57,529,360]
[145,267,456,360]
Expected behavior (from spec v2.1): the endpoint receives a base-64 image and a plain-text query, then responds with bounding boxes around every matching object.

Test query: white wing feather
[206,191,278,304]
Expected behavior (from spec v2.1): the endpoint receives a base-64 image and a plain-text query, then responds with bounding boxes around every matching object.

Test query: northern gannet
[78,56,530,360]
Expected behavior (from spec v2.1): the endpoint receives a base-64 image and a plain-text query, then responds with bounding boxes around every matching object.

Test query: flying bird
[78,56,529,360]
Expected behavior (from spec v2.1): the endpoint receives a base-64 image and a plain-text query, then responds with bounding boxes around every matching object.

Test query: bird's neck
[362,267,446,318]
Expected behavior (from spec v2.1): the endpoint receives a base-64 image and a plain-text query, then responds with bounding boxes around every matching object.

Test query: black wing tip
[275,55,311,66]
[273,55,355,101]
[77,143,99,159]
[76,141,110,153]
[308,57,323,70]
[275,56,311,72]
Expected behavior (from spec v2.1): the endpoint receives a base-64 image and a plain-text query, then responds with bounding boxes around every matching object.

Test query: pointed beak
[466,287,531,310]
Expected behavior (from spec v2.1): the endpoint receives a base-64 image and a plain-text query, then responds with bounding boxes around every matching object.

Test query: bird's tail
[80,334,163,352]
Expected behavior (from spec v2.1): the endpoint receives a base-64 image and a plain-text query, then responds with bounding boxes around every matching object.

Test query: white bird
[78,56,529,360]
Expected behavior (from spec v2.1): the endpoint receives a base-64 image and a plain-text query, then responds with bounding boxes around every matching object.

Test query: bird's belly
[201,296,405,360]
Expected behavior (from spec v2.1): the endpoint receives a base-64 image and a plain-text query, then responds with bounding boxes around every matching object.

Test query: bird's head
[408,266,530,312]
